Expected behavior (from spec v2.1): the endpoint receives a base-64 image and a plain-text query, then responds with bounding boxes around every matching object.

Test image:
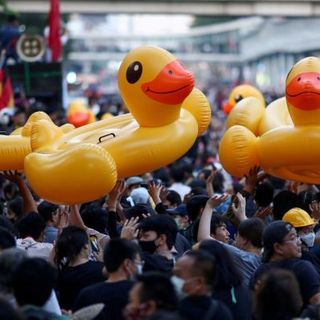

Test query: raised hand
[107,179,126,209]
[206,194,230,209]
[231,192,247,222]
[206,169,217,197]
[120,217,140,240]
[148,181,167,205]
[310,200,320,221]
[255,206,273,219]
[0,170,23,184]
[244,166,267,193]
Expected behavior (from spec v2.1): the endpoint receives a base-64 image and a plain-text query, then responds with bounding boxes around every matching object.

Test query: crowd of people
[0,82,319,320]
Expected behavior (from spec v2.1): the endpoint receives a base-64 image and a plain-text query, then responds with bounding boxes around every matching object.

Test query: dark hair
[0,227,16,250]
[169,164,185,183]
[186,195,209,222]
[139,215,178,250]
[81,206,108,233]
[255,182,274,207]
[15,212,45,240]
[137,272,178,312]
[0,216,16,236]
[166,190,182,207]
[210,215,226,235]
[7,15,18,24]
[54,226,89,270]
[8,196,24,221]
[38,201,59,223]
[125,204,156,222]
[212,171,225,194]
[184,250,216,289]
[254,269,303,320]
[13,258,57,307]
[199,240,242,290]
[238,218,264,248]
[273,191,300,220]
[0,248,27,294]
[298,191,317,214]
[0,297,23,320]
[103,238,140,273]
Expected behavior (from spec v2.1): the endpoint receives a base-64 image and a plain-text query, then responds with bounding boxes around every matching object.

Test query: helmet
[282,207,315,228]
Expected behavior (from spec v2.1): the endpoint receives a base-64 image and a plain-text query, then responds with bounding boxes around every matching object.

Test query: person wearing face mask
[74,238,142,320]
[138,215,178,274]
[173,250,233,320]
[282,207,320,275]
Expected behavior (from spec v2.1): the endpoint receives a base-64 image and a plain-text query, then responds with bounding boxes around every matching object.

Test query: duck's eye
[234,94,243,103]
[317,76,320,80]
[126,61,143,84]
[168,70,173,75]
[297,77,301,81]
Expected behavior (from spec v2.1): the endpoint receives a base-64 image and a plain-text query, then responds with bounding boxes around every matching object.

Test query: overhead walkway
[8,0,320,16]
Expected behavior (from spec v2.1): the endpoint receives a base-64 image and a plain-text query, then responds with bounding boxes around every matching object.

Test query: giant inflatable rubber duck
[0,46,211,204]
[225,84,292,136]
[219,56,320,183]
[223,84,265,114]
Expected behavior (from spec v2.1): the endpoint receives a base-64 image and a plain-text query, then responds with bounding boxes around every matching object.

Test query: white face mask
[136,264,143,275]
[300,232,316,248]
[171,276,185,299]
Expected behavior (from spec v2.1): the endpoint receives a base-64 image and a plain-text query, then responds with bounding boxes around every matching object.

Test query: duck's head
[286,56,320,126]
[223,84,265,114]
[118,46,194,127]
[67,100,95,127]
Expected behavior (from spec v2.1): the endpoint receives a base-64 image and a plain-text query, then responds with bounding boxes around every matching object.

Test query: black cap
[263,220,294,250]
[167,204,188,217]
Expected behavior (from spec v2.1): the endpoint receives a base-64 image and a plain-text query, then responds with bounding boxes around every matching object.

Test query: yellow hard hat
[282,207,315,228]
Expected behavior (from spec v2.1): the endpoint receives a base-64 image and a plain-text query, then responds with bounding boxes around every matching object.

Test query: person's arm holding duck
[197,194,230,242]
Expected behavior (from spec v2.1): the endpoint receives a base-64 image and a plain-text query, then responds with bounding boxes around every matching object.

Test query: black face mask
[138,239,157,254]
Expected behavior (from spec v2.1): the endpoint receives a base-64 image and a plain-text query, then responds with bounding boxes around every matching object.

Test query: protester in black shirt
[74,238,141,320]
[55,226,105,310]
[173,250,233,320]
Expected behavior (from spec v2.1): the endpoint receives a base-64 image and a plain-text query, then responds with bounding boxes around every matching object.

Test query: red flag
[0,69,14,110]
[48,0,62,62]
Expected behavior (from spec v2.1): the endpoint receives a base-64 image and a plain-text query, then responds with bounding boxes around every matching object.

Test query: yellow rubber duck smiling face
[118,46,194,127]
[286,56,320,126]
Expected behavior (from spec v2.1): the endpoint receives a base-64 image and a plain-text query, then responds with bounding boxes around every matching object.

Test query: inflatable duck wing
[23,46,211,204]
[219,56,320,183]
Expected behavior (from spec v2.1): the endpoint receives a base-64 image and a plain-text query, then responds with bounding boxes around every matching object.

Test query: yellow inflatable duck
[1,46,211,204]
[225,85,292,136]
[219,56,320,183]
[223,84,265,114]
[67,99,96,127]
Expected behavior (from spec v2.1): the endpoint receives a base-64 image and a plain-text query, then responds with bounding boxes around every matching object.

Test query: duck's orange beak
[141,60,194,105]
[68,112,91,127]
[223,102,233,114]
[286,72,320,110]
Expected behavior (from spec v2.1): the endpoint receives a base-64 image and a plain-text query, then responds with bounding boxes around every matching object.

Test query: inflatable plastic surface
[223,84,265,114]
[0,46,211,204]
[219,56,320,184]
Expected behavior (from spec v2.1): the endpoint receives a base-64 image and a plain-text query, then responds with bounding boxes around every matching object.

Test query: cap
[126,176,144,187]
[167,204,188,216]
[263,220,294,250]
[282,207,315,228]
[130,187,149,205]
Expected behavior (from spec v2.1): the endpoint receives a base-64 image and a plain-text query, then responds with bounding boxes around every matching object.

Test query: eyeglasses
[282,234,301,244]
